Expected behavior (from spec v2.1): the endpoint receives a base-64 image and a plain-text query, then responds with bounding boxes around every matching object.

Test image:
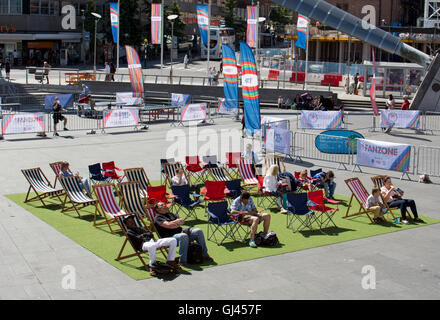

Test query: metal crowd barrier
[295,111,348,130]
[421,112,440,135]
[416,145,440,178]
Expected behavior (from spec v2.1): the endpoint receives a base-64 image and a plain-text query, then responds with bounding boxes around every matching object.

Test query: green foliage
[164,0,186,39]
[119,0,143,46]
[269,5,292,29]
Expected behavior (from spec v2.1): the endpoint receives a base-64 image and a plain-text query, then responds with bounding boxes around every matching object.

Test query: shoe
[54,132,59,136]
[203,256,214,263]
[166,260,181,269]
[63,127,69,131]
[249,240,257,248]
[413,218,424,223]
[401,219,409,225]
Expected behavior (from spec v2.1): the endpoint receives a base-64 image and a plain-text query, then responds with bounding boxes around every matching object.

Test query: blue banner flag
[110,3,119,44]
[196,4,209,46]
[295,14,308,50]
[239,41,260,134]
[221,44,239,111]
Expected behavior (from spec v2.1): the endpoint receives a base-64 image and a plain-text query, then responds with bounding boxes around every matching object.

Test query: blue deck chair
[310,168,323,178]
[207,201,240,245]
[225,179,245,202]
[171,184,201,220]
[285,192,319,233]
[88,163,110,185]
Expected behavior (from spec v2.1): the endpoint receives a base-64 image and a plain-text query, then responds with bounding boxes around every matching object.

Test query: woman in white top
[171,168,188,186]
[263,165,287,213]
[386,94,395,110]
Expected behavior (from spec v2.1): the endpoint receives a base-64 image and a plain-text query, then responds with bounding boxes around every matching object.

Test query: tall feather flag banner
[240,41,260,134]
[110,3,119,44]
[246,6,257,48]
[221,44,239,111]
[295,14,309,50]
[196,4,209,46]
[370,48,379,116]
[125,45,144,98]
[151,3,162,44]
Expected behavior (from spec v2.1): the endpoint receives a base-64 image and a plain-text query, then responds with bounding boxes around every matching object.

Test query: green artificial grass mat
[5,189,440,281]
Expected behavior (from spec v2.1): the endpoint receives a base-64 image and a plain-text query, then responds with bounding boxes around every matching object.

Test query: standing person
[52,96,68,136]
[354,73,359,95]
[241,106,246,138]
[219,60,223,73]
[184,53,189,69]
[277,96,283,109]
[13,49,18,66]
[105,62,110,81]
[110,62,116,81]
[4,59,10,80]
[43,61,51,84]
[401,96,410,110]
[386,94,395,110]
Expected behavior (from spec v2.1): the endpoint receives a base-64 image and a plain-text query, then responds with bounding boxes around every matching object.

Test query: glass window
[10,0,22,13]
[40,0,49,14]
[30,0,40,14]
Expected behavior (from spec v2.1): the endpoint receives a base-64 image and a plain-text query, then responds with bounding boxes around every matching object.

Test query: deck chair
[285,192,319,232]
[124,168,151,203]
[202,180,227,204]
[49,161,71,187]
[102,161,124,183]
[256,176,279,210]
[163,162,189,187]
[208,166,233,181]
[225,179,245,202]
[264,155,286,173]
[59,176,96,218]
[207,201,240,245]
[185,156,207,184]
[202,155,219,169]
[115,213,167,272]
[171,184,201,220]
[344,178,377,224]
[307,190,338,230]
[93,183,127,233]
[310,168,323,178]
[146,185,176,208]
[160,158,175,184]
[238,158,259,187]
[370,175,403,220]
[225,152,241,177]
[21,168,63,208]
[88,163,111,185]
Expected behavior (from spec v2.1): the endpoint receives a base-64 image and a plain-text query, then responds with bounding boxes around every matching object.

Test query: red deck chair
[185,156,206,184]
[102,161,124,183]
[201,180,228,211]
[49,161,71,188]
[256,176,279,209]
[146,185,176,208]
[238,158,258,187]
[225,152,241,177]
[308,190,338,230]
[93,183,127,233]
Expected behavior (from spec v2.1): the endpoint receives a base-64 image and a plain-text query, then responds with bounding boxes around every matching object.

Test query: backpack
[187,242,204,264]
[149,261,177,276]
[254,232,279,247]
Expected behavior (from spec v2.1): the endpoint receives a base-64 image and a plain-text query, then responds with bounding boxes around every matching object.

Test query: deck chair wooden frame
[22,168,63,208]
[117,182,168,259]
[163,162,190,187]
[371,175,411,220]
[49,161,70,188]
[92,183,126,233]
[344,178,377,224]
[208,166,233,182]
[124,167,151,204]
[59,175,96,218]
[264,155,286,173]
[238,158,259,188]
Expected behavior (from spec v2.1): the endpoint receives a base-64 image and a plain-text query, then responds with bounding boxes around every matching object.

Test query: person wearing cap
[52,96,68,136]
[401,96,410,110]
[123,214,180,274]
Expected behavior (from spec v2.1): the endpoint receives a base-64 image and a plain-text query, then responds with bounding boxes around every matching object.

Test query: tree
[120,0,143,46]
[224,0,237,29]
[269,5,292,33]
[164,1,186,40]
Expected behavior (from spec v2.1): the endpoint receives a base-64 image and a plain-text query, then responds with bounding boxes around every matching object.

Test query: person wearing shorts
[52,97,68,136]
[230,191,271,248]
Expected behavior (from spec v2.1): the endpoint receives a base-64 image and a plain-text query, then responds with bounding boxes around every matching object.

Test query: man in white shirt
[105,61,110,81]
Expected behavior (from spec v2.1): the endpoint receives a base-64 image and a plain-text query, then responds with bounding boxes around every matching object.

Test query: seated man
[230,191,272,248]
[153,202,214,266]
[124,215,179,276]
[59,161,91,195]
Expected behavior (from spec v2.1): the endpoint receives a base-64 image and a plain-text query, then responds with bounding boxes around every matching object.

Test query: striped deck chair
[163,162,189,187]
[371,175,407,220]
[225,152,241,178]
[208,166,232,181]
[344,178,376,224]
[238,158,258,187]
[21,168,63,208]
[118,182,168,258]
[93,183,127,233]
[49,161,70,188]
[124,168,151,203]
[59,175,96,218]
[264,155,286,173]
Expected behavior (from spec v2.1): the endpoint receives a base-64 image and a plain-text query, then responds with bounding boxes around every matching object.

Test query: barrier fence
[416,146,440,178]
[421,112,440,135]
[296,110,348,130]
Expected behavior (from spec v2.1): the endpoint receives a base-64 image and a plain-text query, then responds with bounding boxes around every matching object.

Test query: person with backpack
[124,215,180,276]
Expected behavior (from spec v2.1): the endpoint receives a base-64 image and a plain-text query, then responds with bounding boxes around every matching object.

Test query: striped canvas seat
[124,168,151,201]
[119,181,148,216]
[238,159,258,186]
[208,166,231,181]
[371,175,403,220]
[163,162,188,186]
[22,168,63,208]
[49,161,70,187]
[93,183,127,233]
[59,175,96,218]
[264,155,286,173]
[343,178,376,223]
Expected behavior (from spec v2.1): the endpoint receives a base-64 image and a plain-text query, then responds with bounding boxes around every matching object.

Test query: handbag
[182,227,203,264]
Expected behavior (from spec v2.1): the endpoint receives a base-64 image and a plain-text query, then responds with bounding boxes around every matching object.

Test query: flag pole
[160,0,164,69]
[304,21,309,90]
[116,0,120,70]
[207,0,211,77]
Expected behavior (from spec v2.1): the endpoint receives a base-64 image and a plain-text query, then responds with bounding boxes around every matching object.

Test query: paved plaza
[0,109,439,300]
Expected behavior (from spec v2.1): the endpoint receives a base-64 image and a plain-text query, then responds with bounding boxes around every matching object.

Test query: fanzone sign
[2,113,45,135]
[356,139,411,172]
[103,108,139,128]
[181,103,207,122]
[380,110,421,129]
[300,110,343,130]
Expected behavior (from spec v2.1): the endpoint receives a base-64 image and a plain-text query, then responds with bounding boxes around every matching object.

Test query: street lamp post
[167,14,178,84]
[257,16,266,73]
[81,10,85,65]
[91,12,102,73]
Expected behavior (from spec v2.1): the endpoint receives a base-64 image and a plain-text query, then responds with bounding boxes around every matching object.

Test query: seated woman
[171,168,200,195]
[263,165,288,213]
[380,176,424,224]
[59,162,91,195]
[298,170,313,191]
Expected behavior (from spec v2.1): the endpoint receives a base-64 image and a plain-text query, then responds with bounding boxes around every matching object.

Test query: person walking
[184,54,189,69]
[52,96,68,136]
[43,61,51,84]
[110,62,116,81]
[13,49,18,66]
[105,62,110,81]
[4,59,10,80]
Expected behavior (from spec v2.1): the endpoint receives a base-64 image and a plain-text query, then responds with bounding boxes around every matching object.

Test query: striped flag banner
[125,45,144,98]
[240,41,260,134]
[151,3,162,44]
[222,44,239,110]
[196,4,209,46]
[110,2,119,44]
[295,14,309,50]
[246,6,257,48]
